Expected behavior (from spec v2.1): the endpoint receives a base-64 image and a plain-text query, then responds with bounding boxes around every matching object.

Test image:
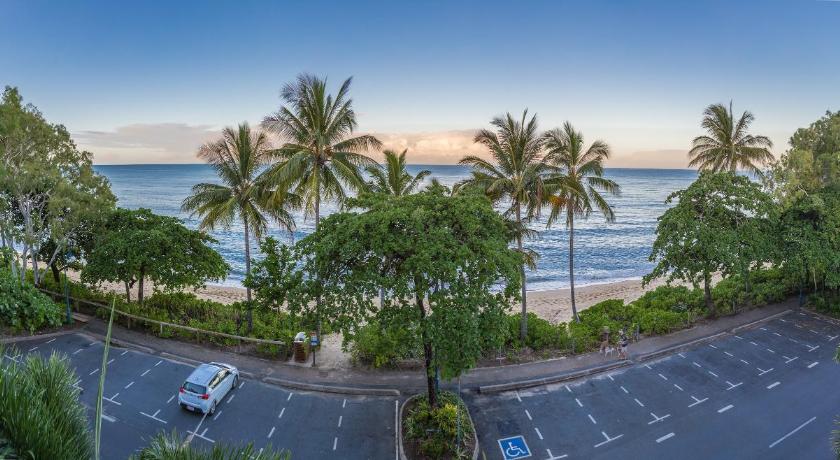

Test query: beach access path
[70,297,801,396]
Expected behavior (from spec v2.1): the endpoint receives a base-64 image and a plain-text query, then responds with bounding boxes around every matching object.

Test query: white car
[178,362,239,415]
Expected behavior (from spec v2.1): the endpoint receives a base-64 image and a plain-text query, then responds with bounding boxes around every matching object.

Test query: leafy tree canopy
[81,208,229,304]
[292,191,521,405]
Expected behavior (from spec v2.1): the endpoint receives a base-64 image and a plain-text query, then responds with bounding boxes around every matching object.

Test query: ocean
[93,164,698,291]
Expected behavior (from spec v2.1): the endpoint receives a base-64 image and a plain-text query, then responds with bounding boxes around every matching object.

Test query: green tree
[293,191,521,407]
[181,123,297,332]
[244,237,302,314]
[262,74,381,338]
[81,208,229,305]
[688,101,774,176]
[457,110,545,340]
[542,122,620,322]
[645,172,773,314]
[364,149,430,196]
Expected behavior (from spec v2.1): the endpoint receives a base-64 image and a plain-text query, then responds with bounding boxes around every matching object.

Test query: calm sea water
[93,164,698,290]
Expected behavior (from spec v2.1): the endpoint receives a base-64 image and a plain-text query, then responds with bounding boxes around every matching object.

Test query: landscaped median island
[401,391,476,460]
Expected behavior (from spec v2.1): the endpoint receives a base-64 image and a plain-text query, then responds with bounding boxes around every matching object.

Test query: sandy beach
[68,270,706,324]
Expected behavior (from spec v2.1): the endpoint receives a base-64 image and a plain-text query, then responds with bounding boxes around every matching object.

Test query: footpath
[49,298,798,396]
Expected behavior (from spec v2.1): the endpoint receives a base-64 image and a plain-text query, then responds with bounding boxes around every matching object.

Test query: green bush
[0,350,91,459]
[351,319,418,368]
[131,430,289,459]
[0,269,63,333]
[568,321,598,353]
[505,313,569,351]
[403,391,474,459]
[637,309,688,335]
[809,293,840,317]
[634,285,704,313]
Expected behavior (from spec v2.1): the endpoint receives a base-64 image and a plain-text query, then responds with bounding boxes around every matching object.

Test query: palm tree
[365,149,431,196]
[458,110,546,341]
[688,101,774,176]
[543,122,620,323]
[262,74,381,339]
[181,123,298,333]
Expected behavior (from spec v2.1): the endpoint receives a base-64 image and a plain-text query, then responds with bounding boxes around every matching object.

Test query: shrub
[131,430,289,459]
[403,391,474,459]
[0,350,91,459]
[568,321,598,353]
[505,313,569,351]
[351,319,418,368]
[0,269,63,333]
[637,309,688,335]
[634,285,704,313]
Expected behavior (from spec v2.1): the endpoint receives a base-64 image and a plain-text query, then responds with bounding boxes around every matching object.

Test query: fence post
[159,323,163,336]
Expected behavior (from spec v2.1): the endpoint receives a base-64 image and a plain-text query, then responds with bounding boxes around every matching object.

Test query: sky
[1,0,838,167]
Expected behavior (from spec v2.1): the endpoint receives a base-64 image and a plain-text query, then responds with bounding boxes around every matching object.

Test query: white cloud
[75,123,222,164]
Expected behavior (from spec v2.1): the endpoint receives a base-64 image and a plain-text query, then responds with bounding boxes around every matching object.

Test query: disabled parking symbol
[498,435,531,459]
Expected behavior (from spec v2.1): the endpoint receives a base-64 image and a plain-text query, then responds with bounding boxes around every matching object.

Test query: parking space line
[167,394,176,404]
[45,338,56,344]
[187,428,215,444]
[515,390,522,402]
[278,407,285,419]
[125,381,134,389]
[607,374,614,381]
[28,346,38,352]
[141,369,150,377]
[72,348,83,355]
[734,335,743,339]
[773,332,782,337]
[707,371,718,378]
[708,344,718,349]
[749,341,758,346]
[688,396,708,408]
[620,386,629,394]
[594,431,623,448]
[342,398,346,408]
[227,394,235,403]
[287,392,293,401]
[758,367,774,376]
[783,356,798,364]
[788,338,799,344]
[239,381,245,389]
[575,398,583,407]
[678,353,686,358]
[545,448,568,459]
[89,368,99,376]
[120,350,128,356]
[213,410,223,421]
[656,432,675,443]
[648,412,670,425]
[828,335,838,341]
[767,382,780,389]
[769,416,817,449]
[267,426,275,438]
[658,373,668,381]
[692,362,702,368]
[338,415,343,427]
[101,413,116,423]
[807,362,818,369]
[717,404,733,413]
[535,427,544,440]
[644,364,652,370]
[634,398,645,407]
[140,409,167,424]
[587,414,597,424]
[726,381,742,391]
[333,437,338,451]
[565,385,572,393]
[807,345,820,352]
[724,351,734,357]
[154,360,162,367]
[673,384,683,392]
[740,359,750,365]
[107,358,114,365]
[525,409,532,420]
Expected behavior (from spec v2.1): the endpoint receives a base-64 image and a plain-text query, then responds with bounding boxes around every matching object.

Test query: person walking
[618,329,629,359]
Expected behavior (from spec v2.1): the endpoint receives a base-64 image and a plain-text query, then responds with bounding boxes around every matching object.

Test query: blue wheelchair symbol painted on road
[498,435,531,459]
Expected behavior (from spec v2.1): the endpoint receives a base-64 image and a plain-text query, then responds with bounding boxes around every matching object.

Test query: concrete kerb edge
[262,376,401,397]
[477,360,631,394]
[0,328,78,344]
[802,308,840,327]
[634,331,729,363]
[398,393,479,460]
[77,330,156,354]
[729,309,793,334]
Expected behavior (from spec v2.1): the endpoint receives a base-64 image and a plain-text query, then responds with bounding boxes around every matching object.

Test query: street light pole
[64,265,72,324]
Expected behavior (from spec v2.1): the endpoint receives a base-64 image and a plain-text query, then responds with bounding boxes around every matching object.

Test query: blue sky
[2,0,838,166]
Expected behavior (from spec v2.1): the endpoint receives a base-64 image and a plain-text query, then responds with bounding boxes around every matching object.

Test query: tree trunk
[314,174,322,341]
[415,280,437,408]
[51,263,61,284]
[124,281,131,303]
[516,203,527,341]
[704,271,714,316]
[743,267,752,309]
[244,217,253,333]
[569,213,579,322]
[138,266,145,306]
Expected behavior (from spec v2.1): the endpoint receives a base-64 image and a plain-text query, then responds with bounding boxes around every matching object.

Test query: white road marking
[808,345,820,352]
[213,410,223,420]
[333,437,338,451]
[678,353,686,358]
[588,414,597,424]
[167,394,176,404]
[673,384,684,392]
[124,381,134,389]
[784,356,798,364]
[760,327,767,331]
[342,398,346,408]
[692,362,702,368]
[338,415,343,427]
[740,359,750,365]
[239,381,245,389]
[724,351,734,357]
[708,344,718,349]
[45,338,56,344]
[267,426,275,438]
[103,395,122,406]
[648,412,671,425]
[767,382,780,389]
[89,368,99,375]
[758,367,774,376]
[565,385,572,393]
[525,409,532,420]
[72,348,83,355]
[101,413,115,422]
[789,338,799,344]
[278,407,285,419]
[535,427,544,440]
[575,398,583,407]
[718,404,734,413]
[185,412,210,445]
[287,392,293,401]
[708,371,718,378]
[120,350,128,356]
[227,394,235,403]
[726,381,743,391]
[545,448,568,459]
[828,335,838,341]
[155,360,163,367]
[141,369,150,377]
[807,361,818,369]
[644,364,652,370]
[28,346,38,352]
[749,341,758,346]
[607,374,614,381]
[140,410,167,424]
[594,431,623,448]
[107,359,114,365]
[658,373,668,381]
[621,386,629,394]
[779,319,788,323]
[656,432,675,443]
[766,348,776,354]
[688,396,708,408]
[734,335,743,339]
[773,332,782,337]
[634,398,645,407]
[769,416,817,449]
[515,390,522,402]
[809,329,819,334]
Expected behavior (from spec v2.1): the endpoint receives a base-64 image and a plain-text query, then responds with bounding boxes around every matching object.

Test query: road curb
[803,309,840,327]
[78,330,157,354]
[634,331,729,363]
[477,360,631,394]
[0,328,78,344]
[729,309,792,333]
[262,376,401,397]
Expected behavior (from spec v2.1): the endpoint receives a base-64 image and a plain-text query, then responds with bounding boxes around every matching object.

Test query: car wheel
[233,375,239,388]
[208,401,216,415]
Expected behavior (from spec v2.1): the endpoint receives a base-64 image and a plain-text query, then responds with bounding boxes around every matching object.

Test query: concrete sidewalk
[76,298,797,396]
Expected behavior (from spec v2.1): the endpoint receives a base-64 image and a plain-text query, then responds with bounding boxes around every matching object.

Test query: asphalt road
[2,333,398,460]
[467,310,840,460]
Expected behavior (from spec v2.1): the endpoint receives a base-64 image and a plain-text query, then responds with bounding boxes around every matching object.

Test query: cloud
[370,129,478,164]
[608,149,692,169]
[75,123,222,164]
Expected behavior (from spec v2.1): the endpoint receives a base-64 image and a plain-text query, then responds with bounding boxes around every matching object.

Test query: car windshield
[183,382,206,394]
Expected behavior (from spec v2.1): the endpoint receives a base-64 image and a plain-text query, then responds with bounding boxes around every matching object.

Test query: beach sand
[68,270,703,324]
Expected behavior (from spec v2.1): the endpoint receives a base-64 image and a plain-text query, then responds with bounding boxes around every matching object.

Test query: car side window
[209,373,221,389]
[218,369,229,381]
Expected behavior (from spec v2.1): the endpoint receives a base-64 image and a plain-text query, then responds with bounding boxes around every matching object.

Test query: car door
[218,369,232,397]
[207,372,222,404]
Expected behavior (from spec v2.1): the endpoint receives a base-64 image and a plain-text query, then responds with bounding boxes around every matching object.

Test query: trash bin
[293,332,307,362]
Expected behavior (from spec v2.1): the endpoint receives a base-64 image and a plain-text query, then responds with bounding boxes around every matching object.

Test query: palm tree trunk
[569,212,579,322]
[314,170,322,342]
[244,216,253,333]
[516,203,527,341]
[704,271,714,315]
